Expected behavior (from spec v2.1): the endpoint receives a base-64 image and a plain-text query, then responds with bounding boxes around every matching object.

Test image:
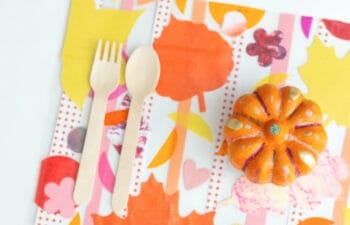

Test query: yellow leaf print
[344,208,350,225]
[299,37,350,127]
[62,0,142,108]
[168,112,213,142]
[148,128,178,168]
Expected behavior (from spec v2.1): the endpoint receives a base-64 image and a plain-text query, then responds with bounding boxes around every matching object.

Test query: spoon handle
[112,98,144,212]
[74,95,108,205]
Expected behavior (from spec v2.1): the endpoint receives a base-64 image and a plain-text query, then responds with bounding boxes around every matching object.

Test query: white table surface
[0,1,349,224]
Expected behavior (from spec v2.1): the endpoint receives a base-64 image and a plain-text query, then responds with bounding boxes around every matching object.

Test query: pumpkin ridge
[233,112,263,127]
[286,148,300,176]
[254,91,270,116]
[242,143,266,171]
[286,99,306,120]
[287,135,319,157]
[295,123,322,129]
[227,132,263,143]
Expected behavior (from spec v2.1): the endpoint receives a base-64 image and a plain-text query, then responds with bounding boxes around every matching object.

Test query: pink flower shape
[43,177,76,218]
[246,28,287,67]
[232,176,289,214]
[225,151,348,214]
[290,151,348,210]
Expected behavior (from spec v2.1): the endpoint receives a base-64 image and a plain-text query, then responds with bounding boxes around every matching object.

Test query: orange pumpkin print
[221,84,327,186]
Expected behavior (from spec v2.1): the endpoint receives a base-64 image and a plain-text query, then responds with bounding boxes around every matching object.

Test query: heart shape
[183,159,210,190]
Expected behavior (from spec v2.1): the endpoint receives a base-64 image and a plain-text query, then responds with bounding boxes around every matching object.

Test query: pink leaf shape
[60,204,76,218]
[232,176,289,214]
[43,177,76,218]
[44,183,59,196]
[301,16,313,38]
[183,159,210,190]
[43,198,58,214]
[245,209,268,225]
[98,152,115,193]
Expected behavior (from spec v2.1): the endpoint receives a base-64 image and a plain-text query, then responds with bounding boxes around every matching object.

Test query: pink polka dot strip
[205,36,242,212]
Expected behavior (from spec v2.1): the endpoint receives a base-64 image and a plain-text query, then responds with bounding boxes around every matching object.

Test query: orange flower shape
[222,84,327,186]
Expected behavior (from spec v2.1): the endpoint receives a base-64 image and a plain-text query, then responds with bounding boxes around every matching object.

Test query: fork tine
[103,41,110,61]
[94,39,103,61]
[110,42,117,62]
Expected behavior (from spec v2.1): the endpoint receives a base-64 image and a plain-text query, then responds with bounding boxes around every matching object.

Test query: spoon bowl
[125,46,160,99]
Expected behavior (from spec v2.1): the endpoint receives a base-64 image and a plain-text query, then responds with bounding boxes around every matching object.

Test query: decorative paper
[104,109,128,126]
[68,213,81,225]
[183,159,210,190]
[91,175,215,225]
[35,156,79,210]
[34,0,350,225]
[67,127,87,153]
[297,217,333,225]
[98,152,115,193]
[219,151,347,214]
[323,19,350,40]
[209,3,265,30]
[61,0,142,108]
[44,177,76,218]
[168,112,213,141]
[153,17,234,111]
[246,28,287,66]
[148,128,178,168]
[299,37,350,127]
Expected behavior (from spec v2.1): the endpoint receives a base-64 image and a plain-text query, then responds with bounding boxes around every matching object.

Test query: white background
[0,0,350,224]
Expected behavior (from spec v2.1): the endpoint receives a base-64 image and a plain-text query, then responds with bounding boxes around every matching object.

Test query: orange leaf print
[153,17,233,111]
[297,217,334,225]
[92,175,215,225]
[104,109,129,126]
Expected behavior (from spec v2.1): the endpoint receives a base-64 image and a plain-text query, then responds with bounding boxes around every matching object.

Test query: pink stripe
[98,151,115,193]
[108,85,127,100]
[122,0,134,10]
[83,99,117,225]
[245,14,295,225]
[271,14,295,74]
[245,210,268,225]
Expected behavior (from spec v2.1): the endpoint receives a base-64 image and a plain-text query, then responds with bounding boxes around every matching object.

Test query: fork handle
[112,97,143,212]
[74,94,108,205]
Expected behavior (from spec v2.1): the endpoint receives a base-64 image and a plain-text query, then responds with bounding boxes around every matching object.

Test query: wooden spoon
[112,46,160,212]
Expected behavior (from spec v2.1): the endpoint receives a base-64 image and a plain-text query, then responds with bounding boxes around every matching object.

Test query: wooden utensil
[74,40,123,205]
[112,47,160,212]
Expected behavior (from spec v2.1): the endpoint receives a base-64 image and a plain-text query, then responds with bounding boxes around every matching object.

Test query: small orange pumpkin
[221,84,327,186]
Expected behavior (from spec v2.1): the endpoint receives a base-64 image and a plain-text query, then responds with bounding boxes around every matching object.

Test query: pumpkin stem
[197,93,206,112]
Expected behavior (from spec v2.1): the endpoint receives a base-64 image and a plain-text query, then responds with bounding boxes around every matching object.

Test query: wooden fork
[74,40,122,205]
